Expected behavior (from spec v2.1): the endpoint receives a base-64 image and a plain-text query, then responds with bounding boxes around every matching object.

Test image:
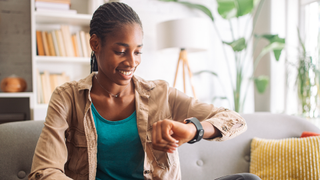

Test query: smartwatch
[185,117,204,144]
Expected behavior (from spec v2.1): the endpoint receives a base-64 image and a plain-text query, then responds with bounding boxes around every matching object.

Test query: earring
[91,51,98,73]
[90,51,95,73]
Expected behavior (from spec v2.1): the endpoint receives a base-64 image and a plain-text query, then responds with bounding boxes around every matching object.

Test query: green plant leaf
[297,28,306,57]
[254,75,269,93]
[257,34,285,44]
[254,0,261,6]
[261,42,285,61]
[178,2,214,21]
[212,96,228,102]
[193,70,218,76]
[223,38,246,52]
[216,0,255,19]
[255,34,285,61]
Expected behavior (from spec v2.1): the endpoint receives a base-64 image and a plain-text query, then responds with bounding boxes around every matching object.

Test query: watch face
[199,129,204,137]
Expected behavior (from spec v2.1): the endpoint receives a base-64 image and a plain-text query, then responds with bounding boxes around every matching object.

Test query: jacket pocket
[66,127,87,147]
[146,132,171,169]
[65,128,89,175]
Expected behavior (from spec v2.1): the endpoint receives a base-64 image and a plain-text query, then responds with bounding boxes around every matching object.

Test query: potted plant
[295,28,319,118]
[160,0,285,112]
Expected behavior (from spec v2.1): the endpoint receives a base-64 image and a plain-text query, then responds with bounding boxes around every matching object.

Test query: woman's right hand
[151,119,196,153]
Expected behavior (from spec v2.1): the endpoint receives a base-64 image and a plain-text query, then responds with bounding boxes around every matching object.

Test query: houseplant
[295,28,319,118]
[160,0,285,112]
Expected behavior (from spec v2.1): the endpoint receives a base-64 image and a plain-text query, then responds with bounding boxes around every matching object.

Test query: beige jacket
[29,73,247,180]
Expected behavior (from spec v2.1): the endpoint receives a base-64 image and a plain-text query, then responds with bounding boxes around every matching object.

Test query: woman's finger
[155,121,164,145]
[161,120,178,143]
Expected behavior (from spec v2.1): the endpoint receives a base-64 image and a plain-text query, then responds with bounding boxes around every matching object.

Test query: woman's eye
[135,52,142,55]
[115,51,125,55]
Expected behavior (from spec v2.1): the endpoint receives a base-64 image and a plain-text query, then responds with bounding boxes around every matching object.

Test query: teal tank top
[91,103,144,180]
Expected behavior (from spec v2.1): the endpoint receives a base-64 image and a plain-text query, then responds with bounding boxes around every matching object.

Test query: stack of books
[35,0,77,14]
[36,69,71,104]
[36,25,91,57]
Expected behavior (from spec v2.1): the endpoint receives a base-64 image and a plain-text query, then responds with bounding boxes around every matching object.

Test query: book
[36,69,43,104]
[35,1,70,10]
[80,31,88,57]
[49,74,56,93]
[71,34,79,57]
[51,31,60,56]
[41,31,50,56]
[85,32,92,56]
[56,74,63,86]
[47,32,56,56]
[61,25,74,57]
[40,73,47,103]
[41,70,52,104]
[36,30,45,56]
[55,29,66,57]
[75,32,83,57]
[35,0,71,4]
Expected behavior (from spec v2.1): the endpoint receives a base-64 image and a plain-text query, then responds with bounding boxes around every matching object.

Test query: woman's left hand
[152,119,196,153]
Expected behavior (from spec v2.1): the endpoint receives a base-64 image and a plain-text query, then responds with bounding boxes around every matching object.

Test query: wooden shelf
[0,92,33,98]
[36,56,90,64]
[35,12,91,26]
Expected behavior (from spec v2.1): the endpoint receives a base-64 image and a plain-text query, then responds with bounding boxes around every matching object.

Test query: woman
[29,2,260,180]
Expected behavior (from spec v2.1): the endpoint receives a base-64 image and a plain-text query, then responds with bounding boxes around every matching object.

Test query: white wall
[118,0,255,113]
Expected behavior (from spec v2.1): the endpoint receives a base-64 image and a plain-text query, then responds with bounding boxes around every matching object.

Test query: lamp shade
[156,17,211,52]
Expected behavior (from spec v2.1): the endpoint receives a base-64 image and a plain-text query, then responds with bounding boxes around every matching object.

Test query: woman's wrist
[186,123,197,142]
[201,121,222,139]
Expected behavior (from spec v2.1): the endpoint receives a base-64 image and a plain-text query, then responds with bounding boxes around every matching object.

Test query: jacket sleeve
[168,87,247,141]
[29,89,72,180]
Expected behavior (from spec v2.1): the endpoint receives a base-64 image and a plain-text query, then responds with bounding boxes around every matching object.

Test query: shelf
[36,56,90,64]
[35,12,92,26]
[0,92,33,98]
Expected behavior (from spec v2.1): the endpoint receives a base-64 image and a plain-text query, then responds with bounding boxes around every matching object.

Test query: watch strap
[185,117,204,144]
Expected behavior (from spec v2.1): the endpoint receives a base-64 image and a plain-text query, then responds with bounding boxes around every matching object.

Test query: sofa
[0,113,319,180]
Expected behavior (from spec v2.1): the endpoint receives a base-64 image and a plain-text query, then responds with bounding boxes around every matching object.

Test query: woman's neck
[94,73,133,98]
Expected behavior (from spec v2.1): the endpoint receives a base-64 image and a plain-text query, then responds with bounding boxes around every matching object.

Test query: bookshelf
[31,0,92,120]
[36,56,90,64]
[35,12,92,26]
[0,92,34,98]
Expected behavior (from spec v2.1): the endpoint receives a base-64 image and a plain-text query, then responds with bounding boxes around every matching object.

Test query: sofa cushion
[250,136,320,180]
[300,131,320,138]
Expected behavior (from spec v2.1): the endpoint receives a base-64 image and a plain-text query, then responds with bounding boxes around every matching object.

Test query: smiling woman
[28,2,257,180]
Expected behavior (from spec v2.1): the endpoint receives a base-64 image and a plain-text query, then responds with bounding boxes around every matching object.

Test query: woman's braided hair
[89,2,142,73]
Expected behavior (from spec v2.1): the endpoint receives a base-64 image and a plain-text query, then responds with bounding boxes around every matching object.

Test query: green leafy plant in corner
[295,28,318,118]
[159,0,285,112]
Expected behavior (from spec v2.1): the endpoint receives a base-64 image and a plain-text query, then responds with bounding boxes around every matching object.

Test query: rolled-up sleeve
[169,87,247,142]
[29,89,72,180]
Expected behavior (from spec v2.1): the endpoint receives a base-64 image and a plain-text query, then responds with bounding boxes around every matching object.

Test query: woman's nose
[124,53,138,67]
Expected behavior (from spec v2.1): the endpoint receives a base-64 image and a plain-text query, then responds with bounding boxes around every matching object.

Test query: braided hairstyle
[89,2,143,73]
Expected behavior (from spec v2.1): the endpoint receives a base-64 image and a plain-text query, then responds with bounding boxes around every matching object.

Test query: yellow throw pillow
[250,136,320,180]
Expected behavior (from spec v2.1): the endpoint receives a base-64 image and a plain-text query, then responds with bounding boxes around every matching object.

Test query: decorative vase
[0,75,27,92]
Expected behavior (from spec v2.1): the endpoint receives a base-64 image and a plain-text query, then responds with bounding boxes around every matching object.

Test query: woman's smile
[117,68,134,80]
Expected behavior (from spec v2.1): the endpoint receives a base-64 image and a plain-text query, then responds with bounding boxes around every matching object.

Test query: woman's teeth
[118,70,132,76]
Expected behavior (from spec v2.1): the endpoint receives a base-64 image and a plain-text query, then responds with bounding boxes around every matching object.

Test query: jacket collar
[77,72,156,96]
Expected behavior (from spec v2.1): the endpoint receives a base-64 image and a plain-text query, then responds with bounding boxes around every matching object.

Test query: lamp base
[173,49,197,99]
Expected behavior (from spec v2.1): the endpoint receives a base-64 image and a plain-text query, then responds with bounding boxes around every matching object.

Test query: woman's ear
[90,34,100,53]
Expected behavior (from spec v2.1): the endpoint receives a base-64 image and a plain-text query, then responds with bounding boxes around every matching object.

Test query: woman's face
[96,23,143,85]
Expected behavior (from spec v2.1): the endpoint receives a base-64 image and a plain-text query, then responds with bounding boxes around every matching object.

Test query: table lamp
[157,18,210,98]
